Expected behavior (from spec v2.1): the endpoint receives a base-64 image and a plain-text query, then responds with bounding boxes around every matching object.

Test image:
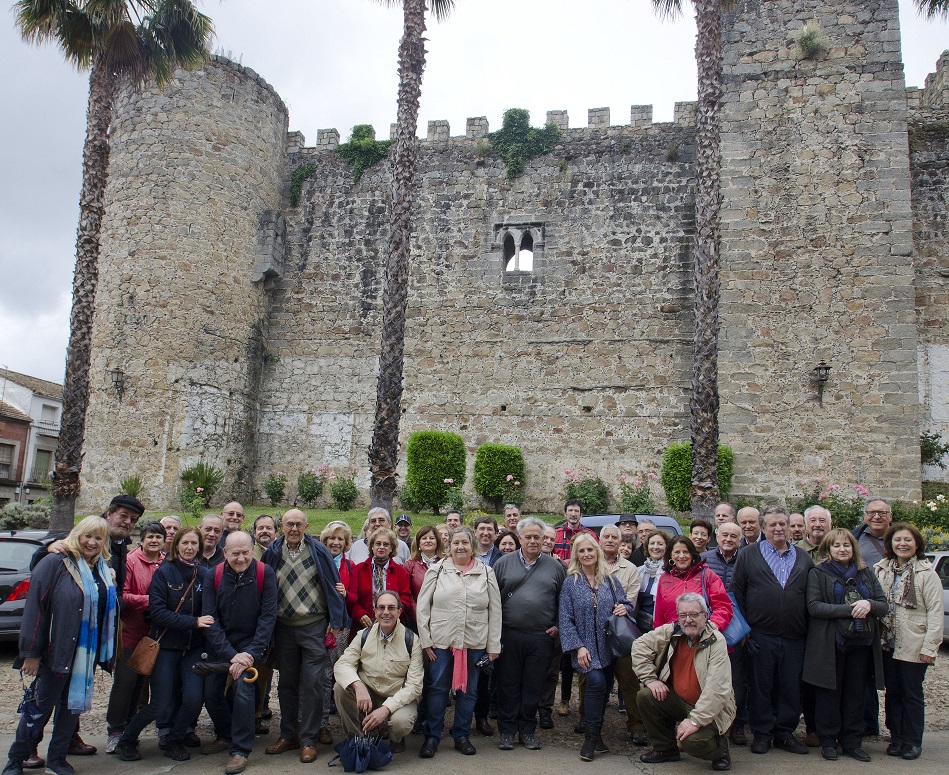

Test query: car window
[0,541,39,572]
[934,556,949,591]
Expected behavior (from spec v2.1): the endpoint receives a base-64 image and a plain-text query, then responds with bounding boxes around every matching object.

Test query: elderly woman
[653,536,732,633]
[351,527,413,640]
[416,526,502,758]
[803,529,887,762]
[559,532,634,761]
[636,530,669,633]
[106,522,167,752]
[874,522,943,760]
[114,527,214,762]
[4,516,118,775]
[404,525,444,599]
[494,532,520,554]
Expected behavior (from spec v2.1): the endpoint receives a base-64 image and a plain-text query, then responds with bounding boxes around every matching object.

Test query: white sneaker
[105,734,122,754]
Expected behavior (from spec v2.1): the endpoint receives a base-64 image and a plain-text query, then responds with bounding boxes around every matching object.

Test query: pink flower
[854,484,870,497]
[815,476,825,483]
[818,492,828,500]
[444,478,454,485]
[634,480,643,488]
[196,487,204,493]
[647,472,658,480]
[506,474,514,481]
[828,483,840,491]
[514,481,520,486]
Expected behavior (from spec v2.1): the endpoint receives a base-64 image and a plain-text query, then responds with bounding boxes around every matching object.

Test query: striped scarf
[65,555,117,711]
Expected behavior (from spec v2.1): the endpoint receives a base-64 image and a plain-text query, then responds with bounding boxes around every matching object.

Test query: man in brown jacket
[633,593,735,771]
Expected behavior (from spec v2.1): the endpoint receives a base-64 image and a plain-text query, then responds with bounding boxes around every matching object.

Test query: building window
[0,443,14,479]
[32,449,52,482]
[495,220,545,283]
[41,404,58,424]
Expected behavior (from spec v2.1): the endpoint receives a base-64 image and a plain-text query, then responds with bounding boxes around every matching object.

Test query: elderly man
[261,510,346,762]
[852,497,892,567]
[616,513,638,542]
[702,521,746,745]
[199,515,226,567]
[731,506,813,755]
[502,504,522,533]
[633,593,735,771]
[217,502,246,547]
[252,515,278,559]
[736,507,762,546]
[796,505,831,559]
[705,503,735,550]
[541,525,558,558]
[347,508,410,564]
[334,592,423,754]
[160,516,182,553]
[493,517,566,751]
[630,518,656,566]
[202,532,278,775]
[788,513,806,543]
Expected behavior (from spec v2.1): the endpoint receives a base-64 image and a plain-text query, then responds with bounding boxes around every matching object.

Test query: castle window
[495,220,545,283]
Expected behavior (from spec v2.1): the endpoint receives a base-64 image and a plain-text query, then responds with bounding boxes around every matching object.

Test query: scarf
[450,558,477,693]
[642,558,663,578]
[65,554,117,711]
[372,558,388,599]
[877,559,918,649]
[822,561,872,646]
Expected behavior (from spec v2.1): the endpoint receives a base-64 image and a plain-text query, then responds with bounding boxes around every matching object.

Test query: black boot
[580,729,597,762]
[593,728,609,754]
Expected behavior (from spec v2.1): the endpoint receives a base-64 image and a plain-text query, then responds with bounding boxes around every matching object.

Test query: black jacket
[148,559,208,653]
[730,542,813,638]
[202,559,277,662]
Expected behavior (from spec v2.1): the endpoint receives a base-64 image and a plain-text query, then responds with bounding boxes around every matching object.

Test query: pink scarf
[451,558,477,693]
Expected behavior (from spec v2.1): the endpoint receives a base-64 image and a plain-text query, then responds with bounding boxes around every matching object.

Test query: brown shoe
[803,732,820,748]
[390,739,405,754]
[265,738,300,755]
[728,725,747,746]
[318,728,334,746]
[22,749,45,770]
[299,745,318,763]
[68,733,97,756]
[224,754,247,774]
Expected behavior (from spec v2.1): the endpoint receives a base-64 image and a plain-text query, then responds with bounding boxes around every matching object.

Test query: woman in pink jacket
[105,521,166,751]
[653,536,733,633]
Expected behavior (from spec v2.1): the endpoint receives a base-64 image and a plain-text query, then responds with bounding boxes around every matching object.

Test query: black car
[0,530,54,641]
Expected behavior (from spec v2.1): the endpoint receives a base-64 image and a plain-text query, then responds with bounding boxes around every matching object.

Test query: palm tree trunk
[51,55,116,530]
[368,0,427,511]
[689,0,723,519]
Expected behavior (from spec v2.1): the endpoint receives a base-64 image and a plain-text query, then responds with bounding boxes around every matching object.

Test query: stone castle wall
[79,2,949,512]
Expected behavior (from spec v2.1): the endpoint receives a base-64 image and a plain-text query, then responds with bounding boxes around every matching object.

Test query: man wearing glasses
[632,593,734,771]
[852,498,892,566]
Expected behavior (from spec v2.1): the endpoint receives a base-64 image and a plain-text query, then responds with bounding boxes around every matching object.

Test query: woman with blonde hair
[5,516,118,775]
[559,532,634,761]
[803,528,887,762]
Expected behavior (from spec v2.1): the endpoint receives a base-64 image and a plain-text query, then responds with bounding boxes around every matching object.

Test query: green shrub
[336,124,393,181]
[921,431,949,469]
[0,501,50,530]
[473,444,525,512]
[789,478,866,530]
[119,474,142,498]
[487,108,560,178]
[297,465,329,507]
[397,485,422,514]
[264,471,288,507]
[660,443,734,513]
[405,431,467,514]
[619,473,658,514]
[564,467,610,514]
[329,469,359,511]
[180,461,224,507]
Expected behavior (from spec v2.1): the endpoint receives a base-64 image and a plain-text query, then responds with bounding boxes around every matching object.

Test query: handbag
[604,577,641,659]
[697,569,750,647]
[329,734,392,772]
[16,675,45,741]
[127,570,197,676]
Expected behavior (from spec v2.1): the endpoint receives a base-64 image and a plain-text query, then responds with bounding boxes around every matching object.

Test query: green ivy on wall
[488,108,560,179]
[336,124,394,182]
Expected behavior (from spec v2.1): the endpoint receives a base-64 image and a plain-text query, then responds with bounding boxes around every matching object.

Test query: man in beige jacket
[632,592,735,771]
[333,592,424,753]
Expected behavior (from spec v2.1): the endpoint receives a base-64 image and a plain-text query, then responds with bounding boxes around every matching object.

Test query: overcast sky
[1,0,946,384]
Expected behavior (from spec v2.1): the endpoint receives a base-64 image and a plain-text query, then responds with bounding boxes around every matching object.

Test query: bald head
[224,530,253,572]
[221,501,245,532]
[282,509,308,549]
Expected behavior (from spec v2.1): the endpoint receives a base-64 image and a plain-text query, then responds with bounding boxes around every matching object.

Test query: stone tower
[80,57,288,509]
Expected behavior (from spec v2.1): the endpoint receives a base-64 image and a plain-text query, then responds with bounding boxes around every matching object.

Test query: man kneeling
[632,592,735,771]
[333,592,423,753]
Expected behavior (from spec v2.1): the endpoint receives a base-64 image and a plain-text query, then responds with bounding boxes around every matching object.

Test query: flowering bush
[329,468,359,511]
[790,478,866,530]
[179,460,224,507]
[916,493,949,533]
[178,483,205,520]
[619,472,658,514]
[473,443,525,511]
[264,471,288,507]
[297,465,329,507]
[564,467,610,515]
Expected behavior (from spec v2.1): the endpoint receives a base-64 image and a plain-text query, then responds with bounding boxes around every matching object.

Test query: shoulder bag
[127,570,196,676]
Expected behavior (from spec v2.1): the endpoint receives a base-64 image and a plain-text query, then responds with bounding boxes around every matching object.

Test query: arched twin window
[495,221,544,280]
[503,231,534,272]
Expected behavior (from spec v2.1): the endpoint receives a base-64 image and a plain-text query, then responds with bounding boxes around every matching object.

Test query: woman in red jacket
[653,536,733,633]
[351,527,414,640]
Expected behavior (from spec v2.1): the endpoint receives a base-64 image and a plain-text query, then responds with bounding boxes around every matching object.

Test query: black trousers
[813,645,872,749]
[747,632,805,742]
[496,628,556,736]
[881,651,928,748]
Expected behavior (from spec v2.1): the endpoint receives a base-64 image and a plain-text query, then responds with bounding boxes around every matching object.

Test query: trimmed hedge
[473,443,525,511]
[405,430,467,513]
[660,442,734,513]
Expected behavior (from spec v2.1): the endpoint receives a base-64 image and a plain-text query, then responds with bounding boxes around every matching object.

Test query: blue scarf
[66,555,117,711]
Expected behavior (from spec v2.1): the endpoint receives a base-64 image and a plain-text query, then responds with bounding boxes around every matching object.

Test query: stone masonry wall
[719,0,919,500]
[79,58,289,511]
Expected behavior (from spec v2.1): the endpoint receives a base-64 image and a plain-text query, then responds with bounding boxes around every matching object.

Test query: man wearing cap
[394,514,413,548]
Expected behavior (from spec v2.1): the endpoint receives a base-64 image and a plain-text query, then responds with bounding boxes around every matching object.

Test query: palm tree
[15,0,213,530]
[651,0,733,518]
[915,0,949,18]
[368,0,455,511]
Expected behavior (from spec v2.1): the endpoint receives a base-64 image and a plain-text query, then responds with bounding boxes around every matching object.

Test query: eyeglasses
[865,510,891,517]
[677,612,707,621]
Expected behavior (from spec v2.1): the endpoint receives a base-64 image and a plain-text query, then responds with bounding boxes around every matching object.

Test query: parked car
[0,530,54,641]
[578,513,683,536]
[924,551,949,646]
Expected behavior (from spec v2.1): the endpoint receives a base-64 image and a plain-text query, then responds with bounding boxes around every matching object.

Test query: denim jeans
[581,663,615,730]
[121,647,204,744]
[424,647,483,743]
[8,664,79,765]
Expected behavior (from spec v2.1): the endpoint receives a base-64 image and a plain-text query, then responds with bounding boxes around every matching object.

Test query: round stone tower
[80,56,289,511]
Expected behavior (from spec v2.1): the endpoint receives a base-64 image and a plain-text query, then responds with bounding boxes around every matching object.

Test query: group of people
[3,493,943,775]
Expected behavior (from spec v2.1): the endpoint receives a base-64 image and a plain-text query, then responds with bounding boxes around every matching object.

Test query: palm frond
[651,0,684,20]
[55,6,95,66]
[15,0,73,44]
[429,0,456,22]
[914,0,949,19]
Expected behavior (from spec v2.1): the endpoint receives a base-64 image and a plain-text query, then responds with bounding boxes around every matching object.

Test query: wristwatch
[688,718,699,727]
